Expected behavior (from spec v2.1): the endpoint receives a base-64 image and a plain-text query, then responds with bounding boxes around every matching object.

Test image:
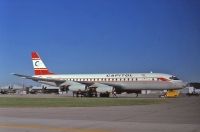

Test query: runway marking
[0,123,111,132]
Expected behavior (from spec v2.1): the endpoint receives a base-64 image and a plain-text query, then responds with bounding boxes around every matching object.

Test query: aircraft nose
[176,81,187,88]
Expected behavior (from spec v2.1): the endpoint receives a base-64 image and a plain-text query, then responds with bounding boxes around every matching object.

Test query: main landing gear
[73,89,111,98]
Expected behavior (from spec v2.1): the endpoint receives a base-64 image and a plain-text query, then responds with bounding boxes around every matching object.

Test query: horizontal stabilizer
[12,73,65,83]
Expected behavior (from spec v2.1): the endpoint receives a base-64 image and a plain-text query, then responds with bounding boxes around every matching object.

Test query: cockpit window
[170,76,179,80]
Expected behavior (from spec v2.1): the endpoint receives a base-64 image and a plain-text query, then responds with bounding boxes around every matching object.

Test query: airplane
[13,52,186,97]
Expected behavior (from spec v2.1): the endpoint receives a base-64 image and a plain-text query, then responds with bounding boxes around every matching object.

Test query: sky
[0,0,200,85]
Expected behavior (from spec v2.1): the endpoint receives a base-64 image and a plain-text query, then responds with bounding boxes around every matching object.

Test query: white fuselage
[34,73,186,91]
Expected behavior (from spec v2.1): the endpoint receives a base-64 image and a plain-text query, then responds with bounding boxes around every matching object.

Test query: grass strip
[0,97,166,107]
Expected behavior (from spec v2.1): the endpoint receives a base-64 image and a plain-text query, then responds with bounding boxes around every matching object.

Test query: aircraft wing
[12,73,86,87]
[13,73,116,90]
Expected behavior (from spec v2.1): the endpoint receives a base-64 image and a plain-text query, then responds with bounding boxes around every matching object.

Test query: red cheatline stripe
[34,70,53,75]
[32,58,40,60]
[34,68,48,70]
[158,77,170,81]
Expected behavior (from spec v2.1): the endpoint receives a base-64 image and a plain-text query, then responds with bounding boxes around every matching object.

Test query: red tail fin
[32,52,54,75]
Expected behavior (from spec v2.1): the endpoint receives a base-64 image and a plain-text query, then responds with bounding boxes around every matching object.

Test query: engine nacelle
[96,86,113,93]
[60,81,86,92]
[68,84,86,91]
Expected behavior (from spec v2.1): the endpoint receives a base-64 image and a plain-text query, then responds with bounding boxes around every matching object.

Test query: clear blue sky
[0,0,199,85]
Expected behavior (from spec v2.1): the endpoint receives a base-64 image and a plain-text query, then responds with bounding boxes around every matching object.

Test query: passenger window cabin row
[65,78,163,82]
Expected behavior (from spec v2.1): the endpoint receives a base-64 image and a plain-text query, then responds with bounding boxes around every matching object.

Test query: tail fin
[31,52,54,75]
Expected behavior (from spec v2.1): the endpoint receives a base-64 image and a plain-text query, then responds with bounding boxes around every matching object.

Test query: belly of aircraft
[105,81,174,90]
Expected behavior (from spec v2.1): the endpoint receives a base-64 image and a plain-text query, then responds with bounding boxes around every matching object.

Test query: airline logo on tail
[32,52,54,75]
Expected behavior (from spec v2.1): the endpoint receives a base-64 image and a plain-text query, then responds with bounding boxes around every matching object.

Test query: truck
[186,87,200,96]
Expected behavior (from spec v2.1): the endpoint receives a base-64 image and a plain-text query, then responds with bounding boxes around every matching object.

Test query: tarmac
[0,96,199,132]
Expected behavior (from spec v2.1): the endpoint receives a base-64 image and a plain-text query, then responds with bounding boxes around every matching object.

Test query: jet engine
[60,81,86,91]
[68,84,86,91]
[96,86,113,93]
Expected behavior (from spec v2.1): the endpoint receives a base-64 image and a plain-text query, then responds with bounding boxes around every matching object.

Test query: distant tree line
[190,82,200,89]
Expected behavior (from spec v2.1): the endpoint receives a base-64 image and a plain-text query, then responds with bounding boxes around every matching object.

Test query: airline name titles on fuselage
[106,74,134,78]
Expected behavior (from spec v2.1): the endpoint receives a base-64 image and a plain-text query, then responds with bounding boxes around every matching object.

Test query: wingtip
[10,73,16,75]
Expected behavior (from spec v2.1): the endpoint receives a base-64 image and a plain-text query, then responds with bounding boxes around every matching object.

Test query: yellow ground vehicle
[165,90,180,97]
